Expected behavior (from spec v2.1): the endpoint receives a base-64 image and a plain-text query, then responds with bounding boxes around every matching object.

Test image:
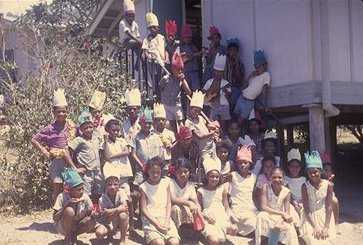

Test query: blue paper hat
[140,106,153,123]
[77,109,93,127]
[254,50,267,66]
[226,38,240,49]
[62,168,83,187]
[304,151,323,169]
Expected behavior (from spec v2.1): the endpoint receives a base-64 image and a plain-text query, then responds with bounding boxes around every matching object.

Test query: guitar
[204,82,231,102]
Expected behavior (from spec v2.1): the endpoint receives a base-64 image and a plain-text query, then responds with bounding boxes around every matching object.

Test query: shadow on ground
[17,222,57,234]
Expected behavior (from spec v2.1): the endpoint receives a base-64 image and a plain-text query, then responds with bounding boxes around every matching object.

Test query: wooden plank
[87,0,116,36]
[308,104,325,151]
[331,81,363,105]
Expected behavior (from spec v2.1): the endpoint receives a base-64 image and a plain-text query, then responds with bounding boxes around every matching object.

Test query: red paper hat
[236,145,252,163]
[181,25,192,38]
[172,52,184,70]
[208,26,220,39]
[319,151,331,164]
[165,20,177,35]
[177,125,192,140]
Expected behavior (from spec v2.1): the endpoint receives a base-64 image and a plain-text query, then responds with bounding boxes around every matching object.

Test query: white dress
[229,172,258,235]
[198,184,230,242]
[301,179,336,245]
[286,176,306,225]
[255,185,299,245]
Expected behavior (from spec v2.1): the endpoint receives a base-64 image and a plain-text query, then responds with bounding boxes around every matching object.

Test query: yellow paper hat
[287,148,301,162]
[190,90,205,108]
[123,0,135,13]
[101,113,115,126]
[153,103,166,118]
[146,12,159,27]
[125,88,141,106]
[203,157,221,174]
[264,129,277,139]
[89,90,106,111]
[53,89,68,107]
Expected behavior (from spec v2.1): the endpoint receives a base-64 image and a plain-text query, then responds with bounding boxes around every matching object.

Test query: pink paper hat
[165,20,177,35]
[181,25,192,38]
[319,151,331,164]
[208,26,220,39]
[172,51,184,70]
[236,145,252,163]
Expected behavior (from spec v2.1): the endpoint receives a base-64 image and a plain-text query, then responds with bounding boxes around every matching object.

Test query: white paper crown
[213,53,226,71]
[53,89,68,107]
[190,90,205,108]
[146,12,159,27]
[203,157,221,174]
[264,129,277,139]
[125,88,141,106]
[288,148,301,162]
[242,135,256,147]
[153,103,166,118]
[123,0,135,13]
[89,90,106,111]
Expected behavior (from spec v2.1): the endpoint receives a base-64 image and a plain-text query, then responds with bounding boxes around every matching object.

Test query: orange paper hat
[172,51,184,70]
[181,25,192,38]
[319,151,331,164]
[208,26,220,39]
[165,20,177,35]
[236,145,252,163]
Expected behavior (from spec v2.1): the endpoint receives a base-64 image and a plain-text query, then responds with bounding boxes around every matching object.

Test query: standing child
[247,118,264,160]
[121,88,141,144]
[140,157,180,245]
[226,146,258,236]
[95,176,129,245]
[88,90,106,139]
[69,109,103,203]
[234,50,271,127]
[53,168,95,245]
[31,89,77,202]
[216,140,233,176]
[256,167,299,245]
[301,151,336,245]
[165,20,180,69]
[197,158,238,244]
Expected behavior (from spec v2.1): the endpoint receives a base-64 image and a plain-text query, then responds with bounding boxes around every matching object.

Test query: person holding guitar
[202,54,231,136]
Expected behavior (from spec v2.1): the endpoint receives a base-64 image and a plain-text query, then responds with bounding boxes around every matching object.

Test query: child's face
[147,164,162,184]
[154,117,166,130]
[323,164,333,179]
[106,179,120,196]
[107,124,120,140]
[249,120,260,134]
[127,106,140,119]
[80,122,94,138]
[236,160,251,174]
[255,63,268,75]
[217,147,229,162]
[176,167,190,184]
[182,36,192,44]
[288,160,301,178]
[90,108,101,120]
[125,12,135,24]
[228,122,240,139]
[167,34,176,44]
[307,168,322,184]
[148,26,159,36]
[53,106,68,123]
[189,106,201,119]
[140,121,152,132]
[207,170,220,187]
[179,137,192,148]
[69,184,84,198]
[271,169,284,187]
[213,69,224,79]
[262,160,275,177]
[210,34,221,46]
[228,46,239,57]
[264,140,276,156]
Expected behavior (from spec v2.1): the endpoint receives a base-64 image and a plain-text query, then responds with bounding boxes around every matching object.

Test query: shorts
[120,177,131,196]
[164,104,183,121]
[143,216,180,244]
[234,95,255,119]
[55,217,78,235]
[209,104,231,121]
[81,169,104,195]
[96,212,129,231]
[132,171,144,186]
[49,158,68,184]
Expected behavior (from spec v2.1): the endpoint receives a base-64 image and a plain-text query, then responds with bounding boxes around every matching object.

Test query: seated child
[247,117,264,160]
[53,168,95,245]
[234,50,271,127]
[69,109,103,203]
[256,167,299,245]
[119,0,142,50]
[170,158,201,229]
[140,157,180,245]
[197,158,238,244]
[254,156,276,210]
[95,176,129,244]
[88,90,106,141]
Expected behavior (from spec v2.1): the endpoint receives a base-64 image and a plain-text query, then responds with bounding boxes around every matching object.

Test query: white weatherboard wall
[202,0,363,88]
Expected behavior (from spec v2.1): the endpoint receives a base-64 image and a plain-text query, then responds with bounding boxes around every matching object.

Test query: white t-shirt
[285,176,306,202]
[170,178,197,200]
[203,78,231,106]
[142,34,166,62]
[242,72,271,100]
[119,19,140,43]
[221,160,232,174]
[229,172,257,212]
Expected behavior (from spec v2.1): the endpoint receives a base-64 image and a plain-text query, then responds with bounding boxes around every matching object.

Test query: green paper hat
[254,50,267,66]
[62,168,83,187]
[226,38,240,49]
[304,151,323,169]
[139,106,153,123]
[77,109,93,127]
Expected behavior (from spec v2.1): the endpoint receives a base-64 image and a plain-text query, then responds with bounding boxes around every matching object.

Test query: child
[256,167,299,245]
[247,118,264,160]
[234,50,271,126]
[197,158,238,244]
[88,90,106,134]
[224,38,245,115]
[203,53,231,135]
[165,20,180,68]
[301,151,336,245]
[170,157,200,229]
[140,157,180,245]
[31,89,77,202]
[53,168,95,245]
[285,148,305,215]
[95,176,129,244]
[254,156,276,210]
[102,119,134,230]
[153,103,176,165]
[216,140,233,175]
[119,0,142,50]
[226,146,258,236]
[69,109,103,203]
[159,51,192,133]
[121,88,141,144]
[203,26,226,84]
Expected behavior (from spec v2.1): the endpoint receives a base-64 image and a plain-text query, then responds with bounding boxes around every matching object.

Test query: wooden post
[287,126,294,147]
[308,104,325,151]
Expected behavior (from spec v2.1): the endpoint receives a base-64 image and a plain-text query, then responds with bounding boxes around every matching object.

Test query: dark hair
[247,118,263,133]
[287,158,302,166]
[216,139,232,152]
[88,106,98,112]
[174,157,192,173]
[261,156,277,168]
[146,156,165,171]
[271,167,285,177]
[105,119,120,131]
[227,43,239,50]
[261,138,278,151]
[105,176,120,184]
[53,106,67,111]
